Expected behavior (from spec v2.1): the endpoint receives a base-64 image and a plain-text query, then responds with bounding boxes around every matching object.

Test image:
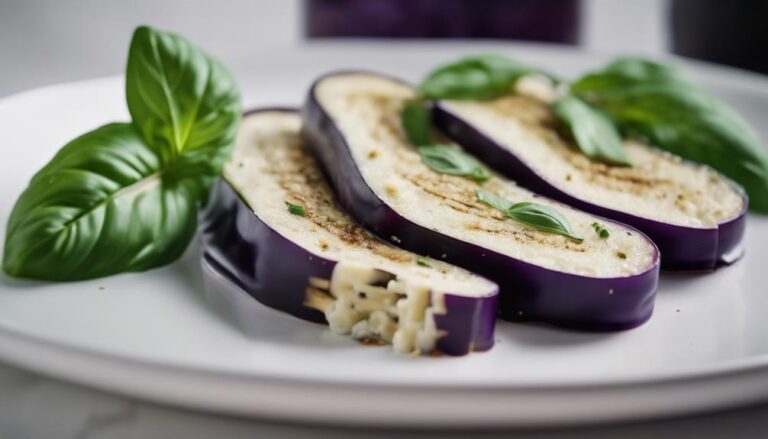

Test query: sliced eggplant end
[305,261,497,355]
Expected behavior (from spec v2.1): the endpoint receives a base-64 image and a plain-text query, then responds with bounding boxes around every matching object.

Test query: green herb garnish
[419,54,555,100]
[416,257,432,268]
[551,95,631,166]
[2,26,241,281]
[591,222,610,238]
[401,100,432,146]
[476,189,583,243]
[286,202,306,217]
[418,145,491,182]
[572,57,768,213]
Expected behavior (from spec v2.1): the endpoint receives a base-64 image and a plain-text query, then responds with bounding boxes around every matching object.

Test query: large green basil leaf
[551,95,631,166]
[571,58,689,95]
[126,26,240,177]
[3,26,242,281]
[419,54,552,100]
[574,76,768,212]
[3,124,199,280]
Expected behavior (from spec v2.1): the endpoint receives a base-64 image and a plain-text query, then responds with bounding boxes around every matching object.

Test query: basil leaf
[419,54,550,100]
[551,95,631,166]
[418,145,491,182]
[3,124,198,280]
[3,26,241,280]
[401,100,432,146]
[475,188,514,211]
[476,189,583,243]
[575,79,768,212]
[572,58,689,96]
[126,26,241,178]
[507,202,584,243]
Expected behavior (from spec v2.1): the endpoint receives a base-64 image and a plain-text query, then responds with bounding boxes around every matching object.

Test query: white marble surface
[3,361,768,439]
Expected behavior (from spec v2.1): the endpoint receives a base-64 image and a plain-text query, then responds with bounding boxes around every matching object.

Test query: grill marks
[351,93,593,253]
[483,95,733,219]
[255,129,411,263]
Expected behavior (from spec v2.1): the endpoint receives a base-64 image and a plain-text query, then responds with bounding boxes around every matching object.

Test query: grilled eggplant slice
[303,72,661,330]
[433,77,747,270]
[201,109,498,355]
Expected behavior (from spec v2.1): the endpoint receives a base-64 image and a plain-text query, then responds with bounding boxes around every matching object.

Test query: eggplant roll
[303,72,661,330]
[432,76,747,271]
[200,109,498,355]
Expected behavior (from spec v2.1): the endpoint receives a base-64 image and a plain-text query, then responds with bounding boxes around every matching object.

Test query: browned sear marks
[256,130,410,263]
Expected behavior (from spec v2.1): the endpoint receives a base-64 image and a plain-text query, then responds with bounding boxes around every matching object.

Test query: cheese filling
[315,75,658,278]
[305,263,442,353]
[440,76,744,228]
[224,111,493,354]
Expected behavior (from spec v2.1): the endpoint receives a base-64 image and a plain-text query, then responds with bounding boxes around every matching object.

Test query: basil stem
[418,145,491,182]
[551,95,631,166]
[476,189,583,243]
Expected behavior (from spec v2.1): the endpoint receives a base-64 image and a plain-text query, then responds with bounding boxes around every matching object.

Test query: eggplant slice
[303,72,661,330]
[200,109,498,355]
[433,77,747,271]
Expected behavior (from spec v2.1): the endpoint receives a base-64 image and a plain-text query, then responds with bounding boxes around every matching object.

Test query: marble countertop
[2,361,768,439]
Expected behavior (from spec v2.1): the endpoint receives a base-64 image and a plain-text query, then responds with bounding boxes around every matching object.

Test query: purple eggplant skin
[302,73,661,331]
[433,103,748,271]
[199,108,498,356]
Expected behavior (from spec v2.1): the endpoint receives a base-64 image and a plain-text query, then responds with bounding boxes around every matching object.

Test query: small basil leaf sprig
[475,189,583,243]
[419,53,556,101]
[572,58,768,213]
[416,53,631,167]
[2,26,241,281]
[401,100,432,146]
[401,100,491,182]
[418,145,491,182]
[551,95,631,166]
[419,54,540,100]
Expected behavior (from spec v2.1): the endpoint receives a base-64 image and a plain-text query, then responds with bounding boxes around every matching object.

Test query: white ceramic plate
[1,42,767,428]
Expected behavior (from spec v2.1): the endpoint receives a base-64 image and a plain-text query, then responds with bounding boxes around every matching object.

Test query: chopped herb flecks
[416,257,432,268]
[592,222,610,238]
[286,202,306,217]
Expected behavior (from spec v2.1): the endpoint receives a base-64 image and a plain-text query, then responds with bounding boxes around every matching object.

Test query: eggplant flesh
[200,109,498,355]
[303,73,661,330]
[433,77,747,271]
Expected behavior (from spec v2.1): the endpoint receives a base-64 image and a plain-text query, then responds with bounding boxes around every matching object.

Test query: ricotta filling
[304,262,443,354]
[224,111,493,354]
[440,77,744,228]
[315,75,658,278]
